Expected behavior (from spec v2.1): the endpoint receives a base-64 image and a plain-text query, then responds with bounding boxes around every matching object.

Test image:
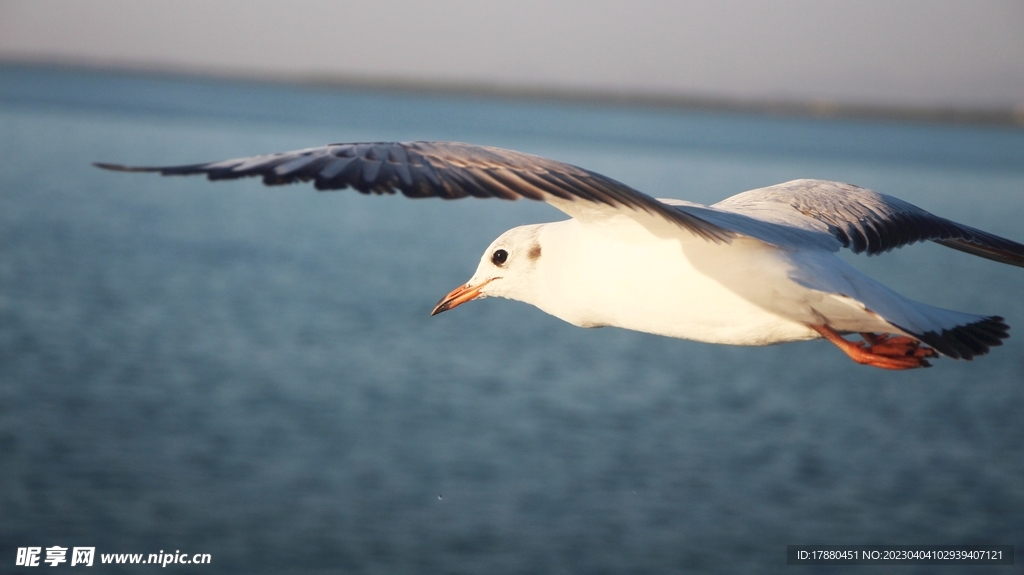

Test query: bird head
[431,224,545,316]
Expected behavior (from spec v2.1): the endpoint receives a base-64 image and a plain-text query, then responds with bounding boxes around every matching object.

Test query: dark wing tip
[94,161,215,176]
[935,237,1024,268]
[93,162,154,172]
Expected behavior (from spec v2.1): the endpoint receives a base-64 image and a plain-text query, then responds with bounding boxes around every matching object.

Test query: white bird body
[479,213,946,348]
[96,142,1024,370]
[498,218,817,345]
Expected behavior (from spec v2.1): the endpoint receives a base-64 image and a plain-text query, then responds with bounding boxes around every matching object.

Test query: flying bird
[95,141,1024,370]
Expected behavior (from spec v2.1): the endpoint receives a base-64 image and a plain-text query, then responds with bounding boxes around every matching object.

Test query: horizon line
[3,56,1023,128]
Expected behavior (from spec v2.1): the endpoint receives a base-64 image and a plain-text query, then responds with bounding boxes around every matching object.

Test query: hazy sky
[1,0,1022,109]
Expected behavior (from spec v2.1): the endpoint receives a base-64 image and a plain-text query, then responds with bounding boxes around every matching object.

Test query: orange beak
[430,278,495,316]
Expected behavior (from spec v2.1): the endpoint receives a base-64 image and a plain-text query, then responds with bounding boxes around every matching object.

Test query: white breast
[529,219,823,346]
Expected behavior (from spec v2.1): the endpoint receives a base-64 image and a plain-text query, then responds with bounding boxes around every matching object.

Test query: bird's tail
[792,254,1010,359]
[836,282,1008,359]
[889,307,1008,360]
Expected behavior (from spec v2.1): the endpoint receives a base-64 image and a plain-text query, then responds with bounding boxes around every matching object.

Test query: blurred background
[1,1,1023,573]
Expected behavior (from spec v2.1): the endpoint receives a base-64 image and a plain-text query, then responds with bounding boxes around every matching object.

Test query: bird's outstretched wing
[96,141,734,243]
[712,179,1024,267]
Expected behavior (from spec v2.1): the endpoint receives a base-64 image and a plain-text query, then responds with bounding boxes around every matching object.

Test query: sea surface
[1,64,1023,574]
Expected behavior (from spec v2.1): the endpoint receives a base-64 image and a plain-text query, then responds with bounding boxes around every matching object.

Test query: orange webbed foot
[811,325,936,370]
[859,333,939,360]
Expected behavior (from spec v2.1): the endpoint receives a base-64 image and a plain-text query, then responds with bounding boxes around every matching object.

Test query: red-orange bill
[430,279,494,316]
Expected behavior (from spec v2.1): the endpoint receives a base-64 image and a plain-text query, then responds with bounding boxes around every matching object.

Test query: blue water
[2,64,1023,573]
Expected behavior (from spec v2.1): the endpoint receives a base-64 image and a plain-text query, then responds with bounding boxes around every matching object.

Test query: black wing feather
[715,179,1024,267]
[95,141,733,242]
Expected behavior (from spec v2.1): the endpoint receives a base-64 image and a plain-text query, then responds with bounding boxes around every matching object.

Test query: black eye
[491,249,508,266]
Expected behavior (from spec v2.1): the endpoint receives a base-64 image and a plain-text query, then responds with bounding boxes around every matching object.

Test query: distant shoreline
[3,56,1022,128]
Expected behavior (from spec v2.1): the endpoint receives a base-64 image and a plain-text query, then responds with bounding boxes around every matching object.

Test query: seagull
[95,141,1024,370]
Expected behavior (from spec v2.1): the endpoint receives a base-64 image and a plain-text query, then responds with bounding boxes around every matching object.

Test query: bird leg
[810,325,937,370]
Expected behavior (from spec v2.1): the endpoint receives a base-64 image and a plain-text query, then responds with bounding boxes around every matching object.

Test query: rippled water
[2,65,1023,573]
